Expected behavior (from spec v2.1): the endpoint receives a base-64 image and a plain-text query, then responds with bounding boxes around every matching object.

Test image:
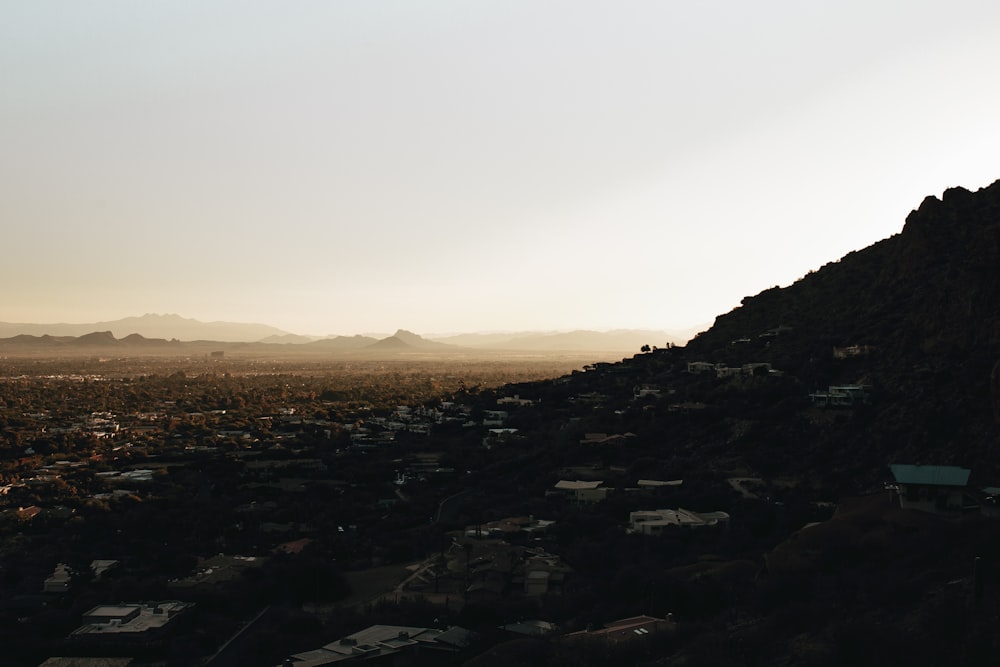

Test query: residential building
[628,508,730,535]
[633,385,664,399]
[562,615,674,644]
[283,624,473,665]
[499,620,557,637]
[686,362,715,374]
[809,384,872,407]
[833,345,874,359]
[43,563,72,593]
[889,464,971,513]
[551,480,609,503]
[71,601,192,639]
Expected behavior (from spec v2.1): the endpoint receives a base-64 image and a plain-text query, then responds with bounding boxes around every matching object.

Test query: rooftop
[289,624,473,664]
[554,480,603,491]
[72,601,191,636]
[890,464,971,487]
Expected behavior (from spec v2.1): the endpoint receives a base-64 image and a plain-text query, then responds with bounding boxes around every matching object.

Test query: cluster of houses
[279,614,676,666]
[280,613,676,666]
[686,361,778,379]
[5,388,529,464]
[349,403,473,445]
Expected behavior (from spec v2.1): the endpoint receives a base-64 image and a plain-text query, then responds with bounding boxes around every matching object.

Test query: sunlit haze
[4,2,999,336]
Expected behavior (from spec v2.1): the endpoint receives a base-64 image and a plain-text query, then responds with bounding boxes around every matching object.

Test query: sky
[3,1,1000,337]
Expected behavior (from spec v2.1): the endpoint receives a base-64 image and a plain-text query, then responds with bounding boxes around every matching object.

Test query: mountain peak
[392,329,425,345]
[75,331,119,346]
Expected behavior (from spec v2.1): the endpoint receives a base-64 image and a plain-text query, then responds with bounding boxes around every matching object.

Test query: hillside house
[520,551,573,596]
[551,480,609,504]
[483,410,508,426]
[499,619,557,636]
[809,384,871,407]
[482,428,519,450]
[633,385,664,399]
[285,624,473,665]
[91,559,119,580]
[889,464,971,513]
[628,508,730,535]
[497,394,534,406]
[833,344,874,359]
[572,392,609,405]
[16,506,41,522]
[169,554,265,590]
[464,516,555,539]
[686,361,715,374]
[628,479,684,496]
[562,615,674,645]
[43,563,72,593]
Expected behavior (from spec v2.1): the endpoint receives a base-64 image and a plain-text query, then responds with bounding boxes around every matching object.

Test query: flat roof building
[72,601,192,637]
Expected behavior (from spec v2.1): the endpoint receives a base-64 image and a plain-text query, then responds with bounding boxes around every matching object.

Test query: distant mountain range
[0,314,699,356]
[0,313,288,343]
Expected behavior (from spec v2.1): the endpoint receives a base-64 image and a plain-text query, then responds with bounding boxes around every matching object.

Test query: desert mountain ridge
[659,178,1000,479]
[0,315,693,353]
[0,313,287,343]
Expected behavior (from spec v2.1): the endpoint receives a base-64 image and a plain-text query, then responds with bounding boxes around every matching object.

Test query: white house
[628,508,730,535]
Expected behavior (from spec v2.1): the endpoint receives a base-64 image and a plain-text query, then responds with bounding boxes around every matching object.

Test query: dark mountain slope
[636,180,1000,484]
[689,181,1000,358]
[74,331,120,346]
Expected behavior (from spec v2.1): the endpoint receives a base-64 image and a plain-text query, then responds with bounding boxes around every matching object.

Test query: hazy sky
[4,2,1000,336]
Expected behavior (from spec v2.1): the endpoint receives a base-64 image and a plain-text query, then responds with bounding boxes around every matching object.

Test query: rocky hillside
[690,181,1000,356]
[665,180,1000,483]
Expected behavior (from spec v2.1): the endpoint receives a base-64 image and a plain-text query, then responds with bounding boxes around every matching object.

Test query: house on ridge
[551,480,609,504]
[889,464,971,513]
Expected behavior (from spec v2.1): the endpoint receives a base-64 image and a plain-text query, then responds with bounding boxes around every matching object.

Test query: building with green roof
[889,464,971,513]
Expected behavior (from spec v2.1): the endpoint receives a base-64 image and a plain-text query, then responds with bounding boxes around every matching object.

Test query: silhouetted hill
[368,335,411,350]
[0,331,179,351]
[0,313,292,342]
[0,334,76,347]
[657,179,1000,481]
[120,333,178,347]
[687,181,1000,360]
[362,329,460,352]
[74,331,119,346]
